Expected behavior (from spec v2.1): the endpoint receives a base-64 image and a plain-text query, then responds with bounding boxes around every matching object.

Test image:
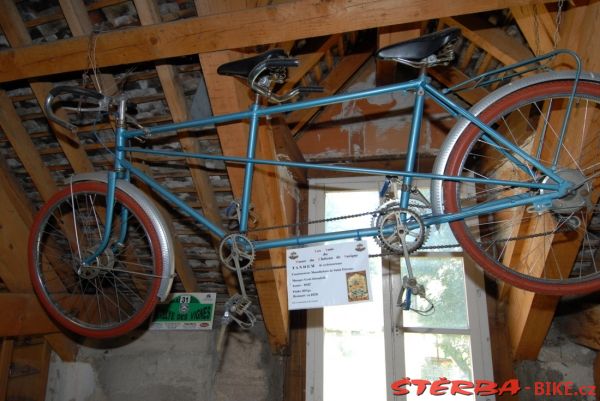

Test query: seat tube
[239,98,261,233]
[400,72,426,208]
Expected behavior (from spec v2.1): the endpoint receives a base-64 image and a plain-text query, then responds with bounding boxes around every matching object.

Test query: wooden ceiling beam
[0,339,13,398]
[279,34,342,93]
[504,0,600,360]
[511,4,556,55]
[59,0,93,37]
[196,11,292,353]
[269,117,308,184]
[0,0,557,83]
[442,16,533,66]
[287,51,372,134]
[0,294,59,337]
[0,92,58,201]
[0,159,77,361]
[0,0,95,177]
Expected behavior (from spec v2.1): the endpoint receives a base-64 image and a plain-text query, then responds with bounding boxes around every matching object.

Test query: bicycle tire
[441,75,600,295]
[28,181,163,338]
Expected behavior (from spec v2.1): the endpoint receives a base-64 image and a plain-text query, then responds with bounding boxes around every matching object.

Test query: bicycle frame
[82,50,581,265]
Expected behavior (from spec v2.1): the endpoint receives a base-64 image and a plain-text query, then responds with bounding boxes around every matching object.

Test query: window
[306,177,494,401]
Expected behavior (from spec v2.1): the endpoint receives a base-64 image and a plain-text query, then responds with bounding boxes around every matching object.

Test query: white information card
[287,240,371,310]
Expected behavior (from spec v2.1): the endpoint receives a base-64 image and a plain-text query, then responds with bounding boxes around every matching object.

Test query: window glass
[308,181,491,401]
[323,190,386,401]
[404,333,474,401]
[399,257,469,330]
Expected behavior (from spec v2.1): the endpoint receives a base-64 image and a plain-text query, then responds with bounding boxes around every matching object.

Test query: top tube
[122,77,426,139]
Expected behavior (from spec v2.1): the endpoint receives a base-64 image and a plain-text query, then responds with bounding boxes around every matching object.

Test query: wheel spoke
[30,182,163,337]
[442,77,600,295]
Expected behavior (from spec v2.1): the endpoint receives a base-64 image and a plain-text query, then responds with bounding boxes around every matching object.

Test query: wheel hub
[543,169,592,214]
[78,248,115,279]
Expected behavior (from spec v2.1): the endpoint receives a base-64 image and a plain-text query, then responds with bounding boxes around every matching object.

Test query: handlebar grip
[299,86,325,93]
[48,85,105,100]
[265,58,299,68]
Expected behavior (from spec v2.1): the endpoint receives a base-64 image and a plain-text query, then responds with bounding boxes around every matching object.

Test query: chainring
[372,201,428,254]
[219,234,256,271]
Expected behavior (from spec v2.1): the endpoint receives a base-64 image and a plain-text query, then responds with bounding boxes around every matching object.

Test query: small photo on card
[346,270,369,302]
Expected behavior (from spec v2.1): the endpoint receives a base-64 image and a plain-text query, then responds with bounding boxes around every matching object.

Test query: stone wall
[515,321,596,401]
[45,323,284,401]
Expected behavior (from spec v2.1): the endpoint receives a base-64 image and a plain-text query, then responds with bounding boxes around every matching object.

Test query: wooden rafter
[1,337,52,400]
[511,3,557,55]
[441,16,533,66]
[0,159,35,293]
[133,0,237,294]
[0,0,557,83]
[0,159,77,361]
[57,0,199,293]
[430,67,489,105]
[280,34,342,93]
[504,1,600,360]
[195,0,294,351]
[0,294,58,337]
[0,339,13,399]
[0,0,95,175]
[0,92,58,202]
[287,51,372,134]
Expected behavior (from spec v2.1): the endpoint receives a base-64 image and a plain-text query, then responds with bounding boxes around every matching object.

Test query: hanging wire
[532,0,565,55]
[84,28,103,93]
[552,0,565,49]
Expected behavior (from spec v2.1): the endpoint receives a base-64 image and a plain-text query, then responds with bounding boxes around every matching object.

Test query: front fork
[81,97,129,267]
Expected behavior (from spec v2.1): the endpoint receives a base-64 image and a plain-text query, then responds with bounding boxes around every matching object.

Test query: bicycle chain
[245,202,579,272]
[246,182,527,236]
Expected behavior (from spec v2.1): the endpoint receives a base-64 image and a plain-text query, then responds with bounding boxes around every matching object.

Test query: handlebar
[45,86,111,133]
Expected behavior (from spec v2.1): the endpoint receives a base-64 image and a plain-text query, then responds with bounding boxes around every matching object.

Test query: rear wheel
[28,181,163,338]
[442,77,600,295]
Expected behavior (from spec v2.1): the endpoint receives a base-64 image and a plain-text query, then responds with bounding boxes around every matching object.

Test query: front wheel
[28,181,163,337]
[442,75,600,295]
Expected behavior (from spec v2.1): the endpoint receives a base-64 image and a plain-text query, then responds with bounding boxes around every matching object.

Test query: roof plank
[0,0,555,83]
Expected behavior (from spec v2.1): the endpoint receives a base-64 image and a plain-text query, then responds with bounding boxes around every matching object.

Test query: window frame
[305,176,495,401]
